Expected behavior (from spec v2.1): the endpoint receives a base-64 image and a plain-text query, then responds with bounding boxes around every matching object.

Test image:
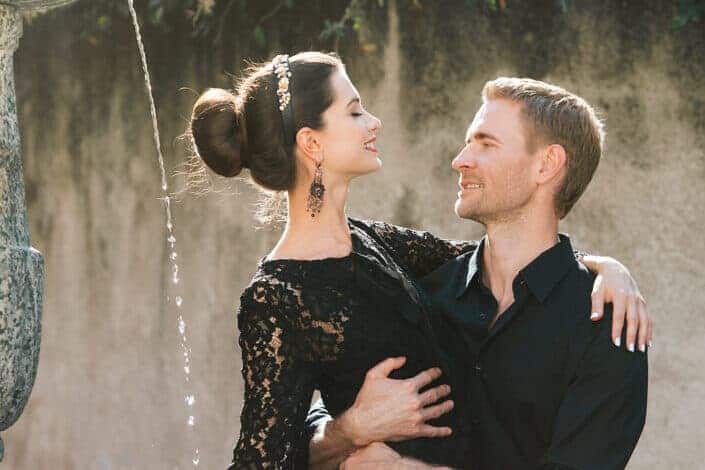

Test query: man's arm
[305,398,361,470]
[544,306,648,470]
[301,358,455,469]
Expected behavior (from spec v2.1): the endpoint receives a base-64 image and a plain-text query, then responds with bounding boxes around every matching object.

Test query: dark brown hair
[483,77,605,219]
[187,52,342,197]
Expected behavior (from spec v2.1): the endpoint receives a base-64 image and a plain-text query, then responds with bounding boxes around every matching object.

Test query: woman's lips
[363,136,378,153]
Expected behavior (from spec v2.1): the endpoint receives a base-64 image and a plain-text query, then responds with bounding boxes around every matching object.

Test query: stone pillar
[0,5,45,462]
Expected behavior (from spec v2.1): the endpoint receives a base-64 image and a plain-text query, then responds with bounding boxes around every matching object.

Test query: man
[303,78,648,469]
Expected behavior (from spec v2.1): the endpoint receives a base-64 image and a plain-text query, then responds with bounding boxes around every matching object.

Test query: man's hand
[341,356,454,447]
[582,255,652,352]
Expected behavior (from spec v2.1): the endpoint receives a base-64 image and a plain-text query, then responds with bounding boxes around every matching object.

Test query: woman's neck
[267,180,353,261]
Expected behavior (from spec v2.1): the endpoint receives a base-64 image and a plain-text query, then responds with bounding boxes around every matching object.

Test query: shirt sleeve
[230,281,317,470]
[543,305,648,470]
[356,218,479,278]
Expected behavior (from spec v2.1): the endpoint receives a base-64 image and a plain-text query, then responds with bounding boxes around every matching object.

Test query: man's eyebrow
[466,131,500,143]
[347,96,361,107]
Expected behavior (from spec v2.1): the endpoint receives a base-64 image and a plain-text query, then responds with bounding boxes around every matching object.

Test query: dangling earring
[306,160,325,218]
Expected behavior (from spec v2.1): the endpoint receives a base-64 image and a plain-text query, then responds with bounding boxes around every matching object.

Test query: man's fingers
[419,384,451,406]
[367,356,406,379]
[590,276,605,321]
[420,399,454,421]
[416,424,453,438]
[611,294,626,348]
[625,297,638,352]
[408,367,442,390]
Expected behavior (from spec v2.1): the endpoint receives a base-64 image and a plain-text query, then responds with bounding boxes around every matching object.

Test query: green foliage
[673,0,705,28]
[52,0,705,48]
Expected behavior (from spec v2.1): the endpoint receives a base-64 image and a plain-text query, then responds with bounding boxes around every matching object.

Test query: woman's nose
[369,115,382,133]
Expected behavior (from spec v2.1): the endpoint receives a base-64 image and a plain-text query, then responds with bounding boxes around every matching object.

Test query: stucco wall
[4,1,704,468]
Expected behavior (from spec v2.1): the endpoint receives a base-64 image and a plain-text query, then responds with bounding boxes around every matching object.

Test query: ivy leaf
[254,25,267,48]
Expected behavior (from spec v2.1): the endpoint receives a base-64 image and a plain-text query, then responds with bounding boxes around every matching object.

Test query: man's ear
[537,144,567,185]
[295,127,323,164]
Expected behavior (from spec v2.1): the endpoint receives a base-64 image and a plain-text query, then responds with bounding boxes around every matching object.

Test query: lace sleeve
[354,218,479,278]
[230,280,317,470]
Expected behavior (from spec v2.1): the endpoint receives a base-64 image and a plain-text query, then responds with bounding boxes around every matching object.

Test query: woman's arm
[230,282,316,469]
[354,218,478,278]
[581,255,652,353]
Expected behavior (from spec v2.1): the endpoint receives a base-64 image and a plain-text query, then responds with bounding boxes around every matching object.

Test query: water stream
[125,1,199,466]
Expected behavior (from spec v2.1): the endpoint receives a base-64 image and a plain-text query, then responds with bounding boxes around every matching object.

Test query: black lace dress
[229,218,478,469]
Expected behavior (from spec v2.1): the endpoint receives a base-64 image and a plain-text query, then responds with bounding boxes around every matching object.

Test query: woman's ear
[295,127,323,164]
[537,143,567,185]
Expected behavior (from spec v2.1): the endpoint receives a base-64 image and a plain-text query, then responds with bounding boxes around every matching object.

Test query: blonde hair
[482,77,605,218]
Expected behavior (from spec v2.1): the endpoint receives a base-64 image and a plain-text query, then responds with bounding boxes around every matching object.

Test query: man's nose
[452,146,477,171]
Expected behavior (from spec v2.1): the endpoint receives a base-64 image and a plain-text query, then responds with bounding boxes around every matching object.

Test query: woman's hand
[338,356,454,447]
[582,255,652,352]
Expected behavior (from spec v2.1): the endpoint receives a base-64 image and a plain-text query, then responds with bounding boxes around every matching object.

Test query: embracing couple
[189,51,649,469]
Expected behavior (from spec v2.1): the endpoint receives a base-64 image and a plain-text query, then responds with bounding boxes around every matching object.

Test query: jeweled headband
[272,54,295,145]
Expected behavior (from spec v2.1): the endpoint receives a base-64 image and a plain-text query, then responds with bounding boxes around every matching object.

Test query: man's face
[451,98,539,224]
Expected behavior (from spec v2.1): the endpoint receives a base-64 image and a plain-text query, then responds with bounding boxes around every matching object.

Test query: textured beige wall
[4,1,704,468]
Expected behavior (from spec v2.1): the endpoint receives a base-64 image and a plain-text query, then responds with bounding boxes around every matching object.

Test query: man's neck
[481,209,560,313]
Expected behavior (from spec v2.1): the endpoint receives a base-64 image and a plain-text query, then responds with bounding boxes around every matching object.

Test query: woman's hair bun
[190,88,248,177]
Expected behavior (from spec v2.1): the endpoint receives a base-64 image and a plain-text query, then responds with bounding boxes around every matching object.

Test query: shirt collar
[456,233,576,303]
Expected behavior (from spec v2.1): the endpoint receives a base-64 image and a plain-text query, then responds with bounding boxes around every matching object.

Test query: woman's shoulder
[238,265,348,361]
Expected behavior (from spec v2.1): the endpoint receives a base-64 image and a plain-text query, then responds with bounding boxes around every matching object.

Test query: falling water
[126,1,199,466]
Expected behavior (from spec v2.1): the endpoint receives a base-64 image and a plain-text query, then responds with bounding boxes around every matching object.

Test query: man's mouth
[459,181,483,190]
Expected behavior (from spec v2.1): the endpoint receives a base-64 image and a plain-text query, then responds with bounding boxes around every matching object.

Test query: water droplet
[178,319,186,335]
[192,448,200,465]
[162,182,168,191]
[187,415,195,426]
[170,251,178,260]
[184,365,190,374]
[166,222,173,231]
[167,235,176,244]
[175,296,183,307]
[185,394,195,406]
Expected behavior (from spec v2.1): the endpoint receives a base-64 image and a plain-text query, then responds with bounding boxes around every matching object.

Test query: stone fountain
[0,0,79,461]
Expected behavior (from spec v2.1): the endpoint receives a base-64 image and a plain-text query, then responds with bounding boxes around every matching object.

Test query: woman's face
[315,68,382,180]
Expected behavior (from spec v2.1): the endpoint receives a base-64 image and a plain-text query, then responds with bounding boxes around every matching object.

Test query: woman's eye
[351,112,363,117]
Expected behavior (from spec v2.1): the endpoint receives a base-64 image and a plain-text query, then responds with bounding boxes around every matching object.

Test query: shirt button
[474,362,482,373]
[479,313,488,321]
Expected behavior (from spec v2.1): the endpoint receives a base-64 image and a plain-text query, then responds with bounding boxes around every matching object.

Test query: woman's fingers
[419,384,451,407]
[420,399,454,422]
[415,424,453,438]
[611,293,626,348]
[647,316,654,348]
[590,275,605,321]
[366,356,406,379]
[408,367,442,390]
[637,298,649,352]
[625,296,639,352]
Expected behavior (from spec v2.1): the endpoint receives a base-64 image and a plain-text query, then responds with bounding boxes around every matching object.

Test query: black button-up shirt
[420,234,648,470]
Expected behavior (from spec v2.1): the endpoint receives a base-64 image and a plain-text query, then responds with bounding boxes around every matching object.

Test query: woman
[188,52,650,469]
